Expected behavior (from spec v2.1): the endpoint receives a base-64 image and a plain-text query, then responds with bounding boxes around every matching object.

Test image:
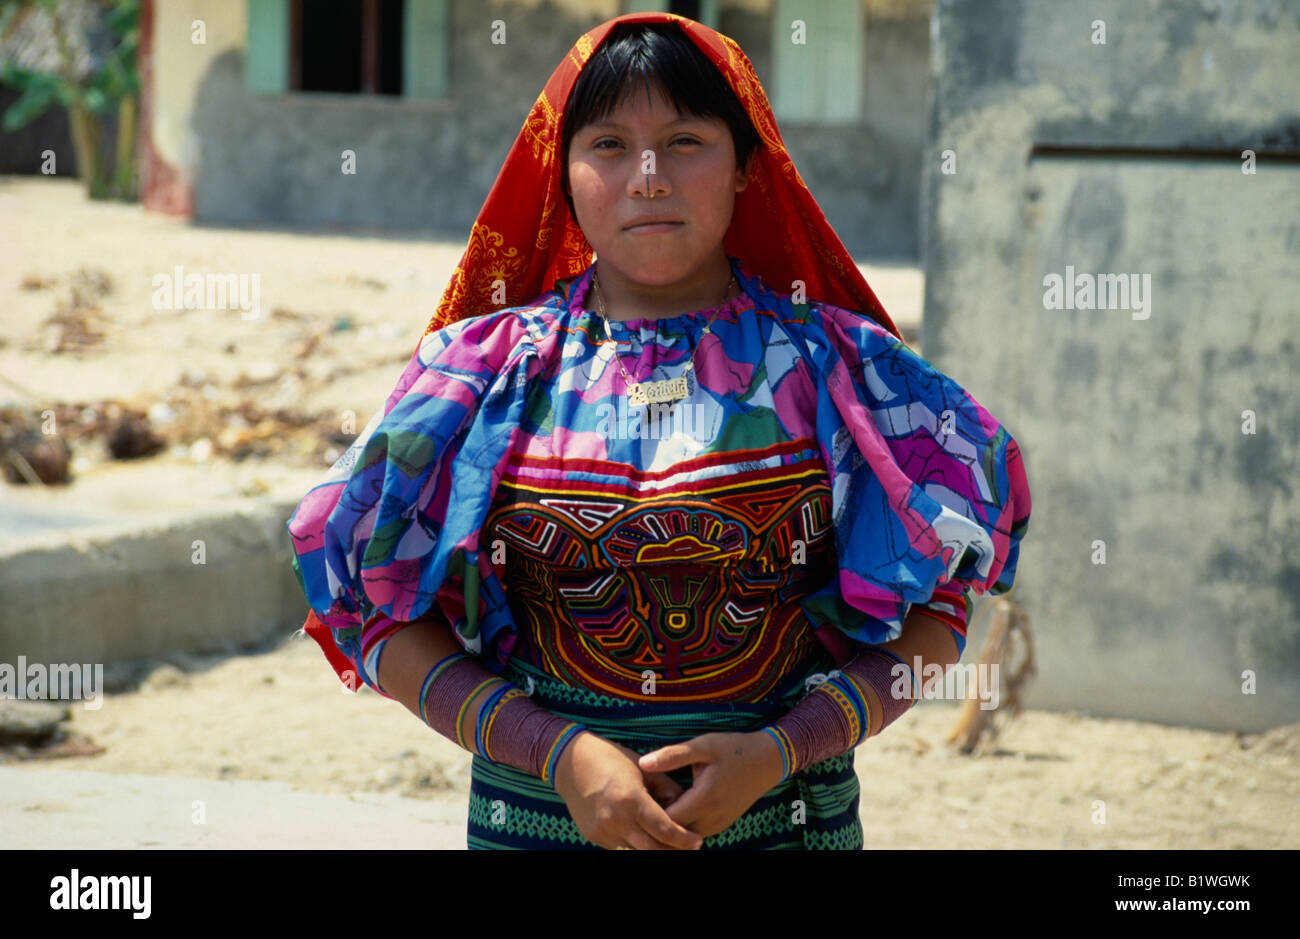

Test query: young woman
[287,12,1031,850]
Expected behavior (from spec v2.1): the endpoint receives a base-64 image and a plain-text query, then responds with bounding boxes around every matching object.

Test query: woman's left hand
[637,732,785,839]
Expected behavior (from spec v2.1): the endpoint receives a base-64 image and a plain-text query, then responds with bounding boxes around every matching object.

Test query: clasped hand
[552,730,784,850]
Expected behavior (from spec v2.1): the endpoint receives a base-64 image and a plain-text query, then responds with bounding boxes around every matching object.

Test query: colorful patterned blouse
[286,254,1031,702]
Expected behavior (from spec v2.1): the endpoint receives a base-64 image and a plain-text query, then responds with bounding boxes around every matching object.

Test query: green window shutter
[773,0,863,124]
[405,0,451,100]
[246,0,289,94]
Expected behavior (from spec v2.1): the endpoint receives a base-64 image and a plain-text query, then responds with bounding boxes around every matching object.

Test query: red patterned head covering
[421,10,900,341]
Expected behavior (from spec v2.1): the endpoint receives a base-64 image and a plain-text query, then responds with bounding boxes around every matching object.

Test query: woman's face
[566,82,751,285]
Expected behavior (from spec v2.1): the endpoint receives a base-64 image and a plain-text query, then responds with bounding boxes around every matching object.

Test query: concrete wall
[922,0,1300,730]
[151,0,247,177]
[169,0,932,257]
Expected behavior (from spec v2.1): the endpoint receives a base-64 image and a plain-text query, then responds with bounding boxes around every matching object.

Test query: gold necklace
[593,268,737,409]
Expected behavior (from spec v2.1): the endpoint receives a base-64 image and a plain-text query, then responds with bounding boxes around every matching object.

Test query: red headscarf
[421,10,899,340]
[301,10,900,680]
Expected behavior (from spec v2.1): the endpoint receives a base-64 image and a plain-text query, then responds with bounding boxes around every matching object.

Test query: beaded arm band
[417,653,587,786]
[759,647,918,782]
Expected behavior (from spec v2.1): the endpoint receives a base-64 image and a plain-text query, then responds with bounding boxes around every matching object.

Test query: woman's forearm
[374,614,585,784]
[760,606,961,778]
[376,604,960,786]
[877,604,962,678]
[375,614,489,740]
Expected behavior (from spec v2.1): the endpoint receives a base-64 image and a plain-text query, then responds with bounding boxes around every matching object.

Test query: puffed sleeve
[285,309,541,692]
[797,302,1031,660]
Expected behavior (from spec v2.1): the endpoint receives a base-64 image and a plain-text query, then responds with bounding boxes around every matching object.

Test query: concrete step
[0,457,324,665]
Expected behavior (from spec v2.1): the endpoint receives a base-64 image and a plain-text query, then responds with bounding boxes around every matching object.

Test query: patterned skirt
[466,649,863,850]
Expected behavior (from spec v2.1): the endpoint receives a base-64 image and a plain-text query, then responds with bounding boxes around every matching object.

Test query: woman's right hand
[552,731,704,850]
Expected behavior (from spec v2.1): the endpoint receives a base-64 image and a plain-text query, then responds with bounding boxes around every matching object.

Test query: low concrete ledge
[1,503,304,665]
[0,460,325,667]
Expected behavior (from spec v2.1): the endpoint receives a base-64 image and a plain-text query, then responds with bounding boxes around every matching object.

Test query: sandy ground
[1,176,1296,850]
[5,635,1298,849]
[1,176,464,475]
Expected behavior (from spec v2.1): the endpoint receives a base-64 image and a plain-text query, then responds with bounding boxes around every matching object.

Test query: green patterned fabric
[466,653,863,850]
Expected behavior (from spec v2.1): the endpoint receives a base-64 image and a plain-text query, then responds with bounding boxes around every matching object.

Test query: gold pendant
[628,376,688,408]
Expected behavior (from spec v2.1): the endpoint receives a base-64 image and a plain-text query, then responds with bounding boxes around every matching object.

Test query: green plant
[0,0,140,200]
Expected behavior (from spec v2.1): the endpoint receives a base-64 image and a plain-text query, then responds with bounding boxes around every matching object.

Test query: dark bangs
[559,22,761,211]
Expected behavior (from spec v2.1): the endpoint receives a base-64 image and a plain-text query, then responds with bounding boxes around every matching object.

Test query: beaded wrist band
[476,690,586,785]
[762,648,920,781]
[418,653,471,728]
[761,671,869,781]
[418,654,586,784]
[849,649,919,729]
[475,683,524,758]
[867,645,921,702]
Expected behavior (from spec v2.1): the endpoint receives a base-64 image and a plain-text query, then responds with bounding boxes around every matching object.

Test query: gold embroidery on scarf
[426,278,458,336]
[425,223,525,335]
[570,34,594,69]
[560,226,589,267]
[536,198,554,252]
[537,192,582,256]
[523,94,559,163]
[465,223,524,308]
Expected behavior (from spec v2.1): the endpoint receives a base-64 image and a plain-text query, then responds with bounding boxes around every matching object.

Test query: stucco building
[133,0,932,258]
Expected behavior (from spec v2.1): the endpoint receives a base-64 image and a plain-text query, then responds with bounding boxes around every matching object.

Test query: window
[295,0,404,95]
[772,0,864,124]
[246,0,448,99]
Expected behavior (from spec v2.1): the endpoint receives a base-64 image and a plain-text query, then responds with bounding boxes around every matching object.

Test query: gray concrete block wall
[922,0,1300,730]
